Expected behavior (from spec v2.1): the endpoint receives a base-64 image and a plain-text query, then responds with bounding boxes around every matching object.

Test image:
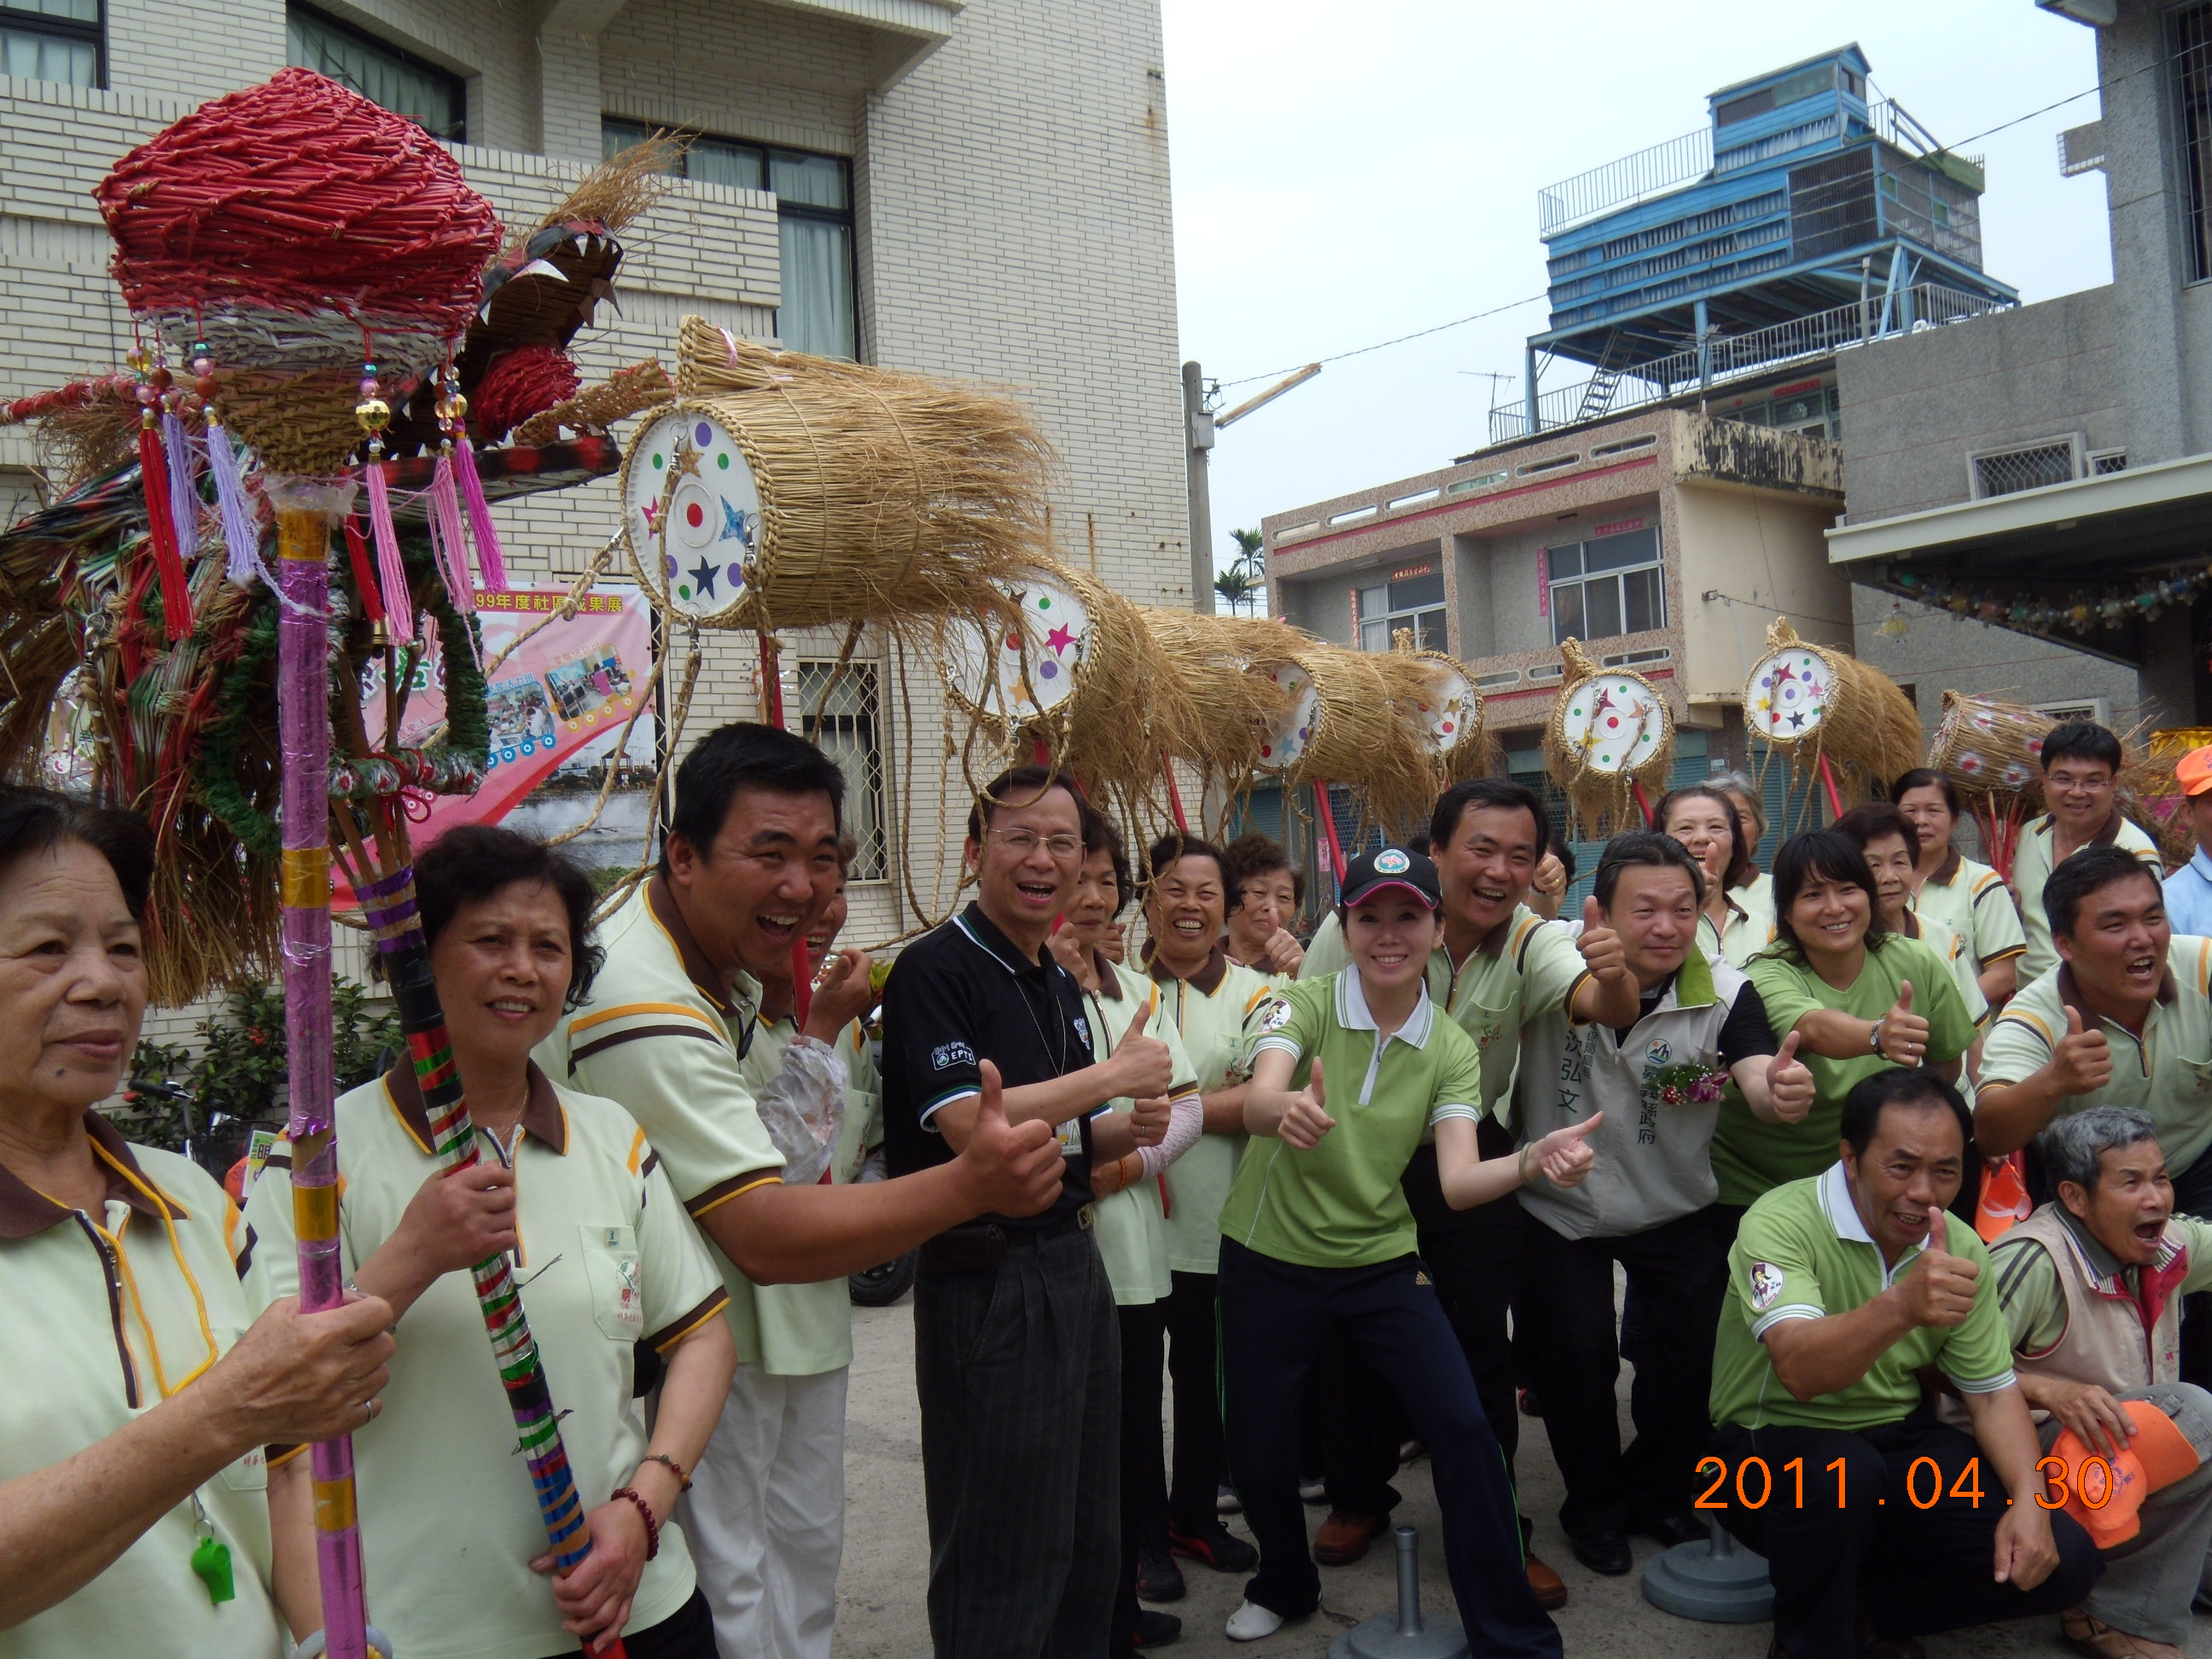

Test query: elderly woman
[1651,784,1772,967]
[243,824,736,1659]
[0,786,393,1659]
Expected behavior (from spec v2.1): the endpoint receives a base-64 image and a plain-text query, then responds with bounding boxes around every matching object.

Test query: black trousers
[916,1227,1121,1659]
[1315,1134,1526,1516]
[1709,1417,2101,1659]
[1220,1239,1558,1657]
[1112,1300,1169,1650]
[1163,1269,1227,1536]
[534,1588,717,1658]
[1518,1206,1726,1537]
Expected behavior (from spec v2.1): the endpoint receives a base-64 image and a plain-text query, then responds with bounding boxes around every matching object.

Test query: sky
[1160,0,2116,592]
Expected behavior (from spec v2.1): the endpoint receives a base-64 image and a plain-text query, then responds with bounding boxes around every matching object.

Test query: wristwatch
[1868,1017,1884,1054]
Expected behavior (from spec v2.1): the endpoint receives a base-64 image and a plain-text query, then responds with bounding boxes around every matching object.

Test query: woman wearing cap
[2159,745,2212,936]
[244,825,737,1659]
[0,787,396,1659]
[1218,844,1610,1656]
[1889,768,2027,1007]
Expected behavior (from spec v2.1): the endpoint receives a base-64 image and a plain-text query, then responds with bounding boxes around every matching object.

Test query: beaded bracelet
[643,1451,690,1489]
[611,1487,661,1560]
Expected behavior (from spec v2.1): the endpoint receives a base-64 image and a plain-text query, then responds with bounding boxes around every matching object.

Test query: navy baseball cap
[1341,847,1443,911]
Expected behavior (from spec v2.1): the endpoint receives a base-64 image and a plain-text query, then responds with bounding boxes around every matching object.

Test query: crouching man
[1986,1107,2212,1659]
[1708,1068,2102,1659]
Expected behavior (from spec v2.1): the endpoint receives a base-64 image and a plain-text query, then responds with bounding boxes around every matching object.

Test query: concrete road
[830,1299,2189,1658]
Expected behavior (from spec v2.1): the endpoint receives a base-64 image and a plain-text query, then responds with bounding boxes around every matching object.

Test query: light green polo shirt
[1704,874,1777,969]
[537,877,812,1372]
[1713,1162,2017,1432]
[1301,905,1585,1125]
[1911,849,2026,978]
[727,1010,880,1371]
[0,1117,281,1659]
[1220,969,1486,1269]
[1086,959,1202,1305]
[241,1065,727,1659]
[1980,936,2212,1175]
[2011,811,2164,983]
[1156,951,1276,1275]
[1721,934,1976,1208]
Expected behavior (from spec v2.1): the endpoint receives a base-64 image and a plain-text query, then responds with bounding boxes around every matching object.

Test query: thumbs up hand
[1528,1112,1604,1189]
[1280,1056,1336,1150]
[1897,1208,1980,1329]
[955,1060,1064,1217]
[1576,895,1630,987]
[2050,1005,2113,1097]
[1108,1008,1175,1102]
[1765,1032,1813,1124]
[1875,980,1932,1065]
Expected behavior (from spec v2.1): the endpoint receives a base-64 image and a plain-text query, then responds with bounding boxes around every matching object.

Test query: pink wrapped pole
[271,484,371,1659]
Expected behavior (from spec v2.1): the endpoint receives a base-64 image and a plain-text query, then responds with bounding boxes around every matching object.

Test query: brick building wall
[0,0,1185,1047]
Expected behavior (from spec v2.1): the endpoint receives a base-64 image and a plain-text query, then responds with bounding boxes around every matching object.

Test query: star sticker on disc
[689,557,719,599]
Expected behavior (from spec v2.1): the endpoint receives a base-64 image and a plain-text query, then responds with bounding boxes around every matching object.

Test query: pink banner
[337,587,656,903]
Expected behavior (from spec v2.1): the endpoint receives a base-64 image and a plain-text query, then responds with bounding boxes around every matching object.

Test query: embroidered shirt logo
[930,1041,976,1071]
[1374,849,1412,875]
[1749,1261,1785,1312]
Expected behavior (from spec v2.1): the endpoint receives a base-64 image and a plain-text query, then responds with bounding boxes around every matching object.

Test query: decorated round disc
[941,573,1094,720]
[619,407,763,625]
[1256,664,1319,772]
[1556,672,1666,774]
[1407,657,1480,755]
[1745,648,1831,742]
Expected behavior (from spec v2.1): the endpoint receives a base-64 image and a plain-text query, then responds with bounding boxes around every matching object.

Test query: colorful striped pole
[271,496,371,1659]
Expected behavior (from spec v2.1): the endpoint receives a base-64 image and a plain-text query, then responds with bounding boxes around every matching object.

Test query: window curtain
[779,217,856,360]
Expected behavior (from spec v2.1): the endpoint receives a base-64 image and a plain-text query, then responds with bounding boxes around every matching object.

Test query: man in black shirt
[882,765,1175,1659]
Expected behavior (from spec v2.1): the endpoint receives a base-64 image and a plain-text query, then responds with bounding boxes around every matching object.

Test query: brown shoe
[1313,1510,1388,1566]
[2062,1607,2185,1659]
[1525,1552,1567,1610]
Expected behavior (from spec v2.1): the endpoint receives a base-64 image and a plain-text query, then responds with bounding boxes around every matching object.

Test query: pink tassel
[428,452,476,617]
[452,436,509,591]
[363,458,416,644]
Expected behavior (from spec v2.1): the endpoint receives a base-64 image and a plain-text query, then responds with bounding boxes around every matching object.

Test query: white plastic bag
[755,1035,849,1187]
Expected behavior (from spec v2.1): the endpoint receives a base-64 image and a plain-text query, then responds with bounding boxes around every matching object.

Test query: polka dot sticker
[1746,649,1831,740]
[1556,672,1666,773]
[620,408,765,622]
[940,573,1093,718]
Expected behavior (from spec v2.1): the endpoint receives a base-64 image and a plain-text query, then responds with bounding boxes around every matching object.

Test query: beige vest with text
[2007,1205,2181,1394]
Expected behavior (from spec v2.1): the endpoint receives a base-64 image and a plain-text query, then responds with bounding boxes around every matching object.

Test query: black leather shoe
[1568,1528,1633,1575]
[1168,1522,1258,1574]
[1130,1609,1183,1648]
[1626,1507,1709,1547]
[1136,1548,1185,1603]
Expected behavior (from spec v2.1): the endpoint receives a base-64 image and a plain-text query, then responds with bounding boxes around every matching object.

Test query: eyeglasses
[2047,770,2112,797]
[991,829,1082,859]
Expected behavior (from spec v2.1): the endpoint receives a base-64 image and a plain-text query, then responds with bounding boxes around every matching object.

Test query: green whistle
[190,1534,235,1604]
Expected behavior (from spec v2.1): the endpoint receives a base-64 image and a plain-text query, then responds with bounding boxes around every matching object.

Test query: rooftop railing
[1487,282,2011,445]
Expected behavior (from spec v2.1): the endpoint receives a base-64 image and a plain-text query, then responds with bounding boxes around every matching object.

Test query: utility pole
[1183,361,1215,614]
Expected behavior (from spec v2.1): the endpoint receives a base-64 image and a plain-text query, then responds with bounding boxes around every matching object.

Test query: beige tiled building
[0,0,1190,1039]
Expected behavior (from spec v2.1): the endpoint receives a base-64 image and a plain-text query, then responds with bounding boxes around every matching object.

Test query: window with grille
[1,0,100,87]
[1356,568,1445,652]
[288,4,463,140]
[797,660,888,881]
[604,119,857,360]
[1549,526,1664,645]
[1969,441,2077,499]
[2174,2,2212,282]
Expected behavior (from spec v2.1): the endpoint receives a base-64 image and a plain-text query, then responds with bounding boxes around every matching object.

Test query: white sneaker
[1225,1602,1284,1643]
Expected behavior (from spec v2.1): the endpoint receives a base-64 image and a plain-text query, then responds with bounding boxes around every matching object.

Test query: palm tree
[1218,527,1266,615]
[1214,564,1258,612]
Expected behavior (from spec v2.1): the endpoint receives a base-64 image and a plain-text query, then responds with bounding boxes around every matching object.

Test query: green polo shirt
[1156,951,1276,1275]
[0,1117,282,1659]
[1712,1162,2017,1432]
[1911,848,2026,977]
[1086,959,1202,1305]
[1301,905,1585,1124]
[2011,811,2164,983]
[537,878,805,1371]
[1220,969,1486,1269]
[1720,935,1976,1207]
[1980,936,2212,1175]
[241,1065,727,1659]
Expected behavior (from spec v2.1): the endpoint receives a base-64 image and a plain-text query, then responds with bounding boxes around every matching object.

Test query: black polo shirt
[881,901,1097,1230]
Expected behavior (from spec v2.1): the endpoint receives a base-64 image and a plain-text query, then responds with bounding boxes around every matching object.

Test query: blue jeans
[1218,1239,1559,1657]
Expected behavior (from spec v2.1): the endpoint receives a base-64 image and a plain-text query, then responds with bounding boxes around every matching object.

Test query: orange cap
[2178,746,2212,798]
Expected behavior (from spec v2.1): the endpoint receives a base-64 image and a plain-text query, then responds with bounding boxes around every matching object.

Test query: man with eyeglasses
[881,764,1179,1659]
[2011,721,2163,984]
